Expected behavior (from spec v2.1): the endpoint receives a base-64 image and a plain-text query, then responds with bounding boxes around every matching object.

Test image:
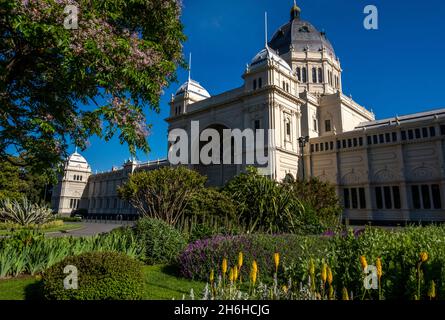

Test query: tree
[0,0,185,174]
[0,156,51,202]
[118,167,206,225]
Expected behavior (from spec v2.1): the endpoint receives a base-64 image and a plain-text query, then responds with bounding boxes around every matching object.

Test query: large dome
[268,5,336,58]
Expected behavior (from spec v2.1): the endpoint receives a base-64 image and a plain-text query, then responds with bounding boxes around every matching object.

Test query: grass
[0,276,41,300]
[0,223,83,236]
[143,265,205,300]
[0,265,205,300]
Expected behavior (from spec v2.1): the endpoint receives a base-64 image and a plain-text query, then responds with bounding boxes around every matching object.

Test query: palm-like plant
[0,197,54,226]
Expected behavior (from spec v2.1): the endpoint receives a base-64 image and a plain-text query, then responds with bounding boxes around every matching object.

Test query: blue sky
[80,0,445,172]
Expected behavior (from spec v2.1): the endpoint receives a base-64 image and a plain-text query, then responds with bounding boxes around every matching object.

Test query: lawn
[0,223,83,236]
[0,265,205,300]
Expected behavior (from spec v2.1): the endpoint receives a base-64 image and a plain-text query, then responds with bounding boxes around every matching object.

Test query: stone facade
[52,4,445,223]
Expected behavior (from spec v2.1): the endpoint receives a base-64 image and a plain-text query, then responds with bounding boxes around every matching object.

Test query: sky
[79,0,445,173]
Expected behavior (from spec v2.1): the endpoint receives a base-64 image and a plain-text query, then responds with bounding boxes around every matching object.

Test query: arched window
[283,81,286,90]
[312,67,317,83]
[286,83,289,92]
[296,67,301,81]
[253,79,257,90]
[318,68,323,83]
[258,78,262,88]
[302,67,307,83]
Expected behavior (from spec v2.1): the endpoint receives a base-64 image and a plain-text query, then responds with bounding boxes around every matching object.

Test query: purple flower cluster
[178,234,305,281]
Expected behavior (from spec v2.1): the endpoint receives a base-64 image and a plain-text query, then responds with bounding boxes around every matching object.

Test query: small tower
[170,53,211,117]
[51,150,92,216]
[243,12,298,94]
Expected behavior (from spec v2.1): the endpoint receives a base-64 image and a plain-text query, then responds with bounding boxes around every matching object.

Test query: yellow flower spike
[233,266,239,282]
[274,253,280,273]
[376,258,383,280]
[252,260,258,274]
[321,263,327,284]
[229,267,234,283]
[428,280,436,299]
[250,269,257,285]
[342,287,349,300]
[209,269,214,283]
[420,252,429,263]
[327,266,333,285]
[360,255,368,271]
[250,260,258,285]
[238,252,243,269]
[222,257,228,275]
[309,258,315,276]
[282,285,288,294]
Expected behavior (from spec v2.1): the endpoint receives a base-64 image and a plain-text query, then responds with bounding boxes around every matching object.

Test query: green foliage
[284,178,343,230]
[185,187,237,221]
[1,0,185,173]
[133,217,186,265]
[0,197,55,226]
[118,167,206,225]
[0,157,52,202]
[223,167,318,234]
[180,187,242,241]
[0,229,143,278]
[42,252,144,300]
[0,219,64,230]
[330,226,445,300]
[177,214,245,243]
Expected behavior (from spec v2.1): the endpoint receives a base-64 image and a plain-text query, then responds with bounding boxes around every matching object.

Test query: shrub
[118,166,206,225]
[0,197,54,226]
[178,233,330,282]
[184,188,238,221]
[134,217,186,265]
[223,167,313,234]
[42,251,144,300]
[283,178,342,230]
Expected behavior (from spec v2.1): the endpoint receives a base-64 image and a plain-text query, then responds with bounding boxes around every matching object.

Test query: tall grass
[0,230,144,279]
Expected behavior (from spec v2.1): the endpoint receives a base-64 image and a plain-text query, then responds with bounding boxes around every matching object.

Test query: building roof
[175,79,211,99]
[250,46,293,73]
[268,7,336,58]
[66,151,91,171]
[355,108,445,130]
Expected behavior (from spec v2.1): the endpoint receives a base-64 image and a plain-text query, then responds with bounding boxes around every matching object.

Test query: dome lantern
[290,0,301,20]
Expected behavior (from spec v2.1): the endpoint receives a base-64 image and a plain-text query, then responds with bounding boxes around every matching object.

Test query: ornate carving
[373,169,396,183]
[411,166,435,180]
[341,171,362,185]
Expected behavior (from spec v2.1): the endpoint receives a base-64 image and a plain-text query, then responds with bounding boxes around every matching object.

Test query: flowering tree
[0,0,185,174]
